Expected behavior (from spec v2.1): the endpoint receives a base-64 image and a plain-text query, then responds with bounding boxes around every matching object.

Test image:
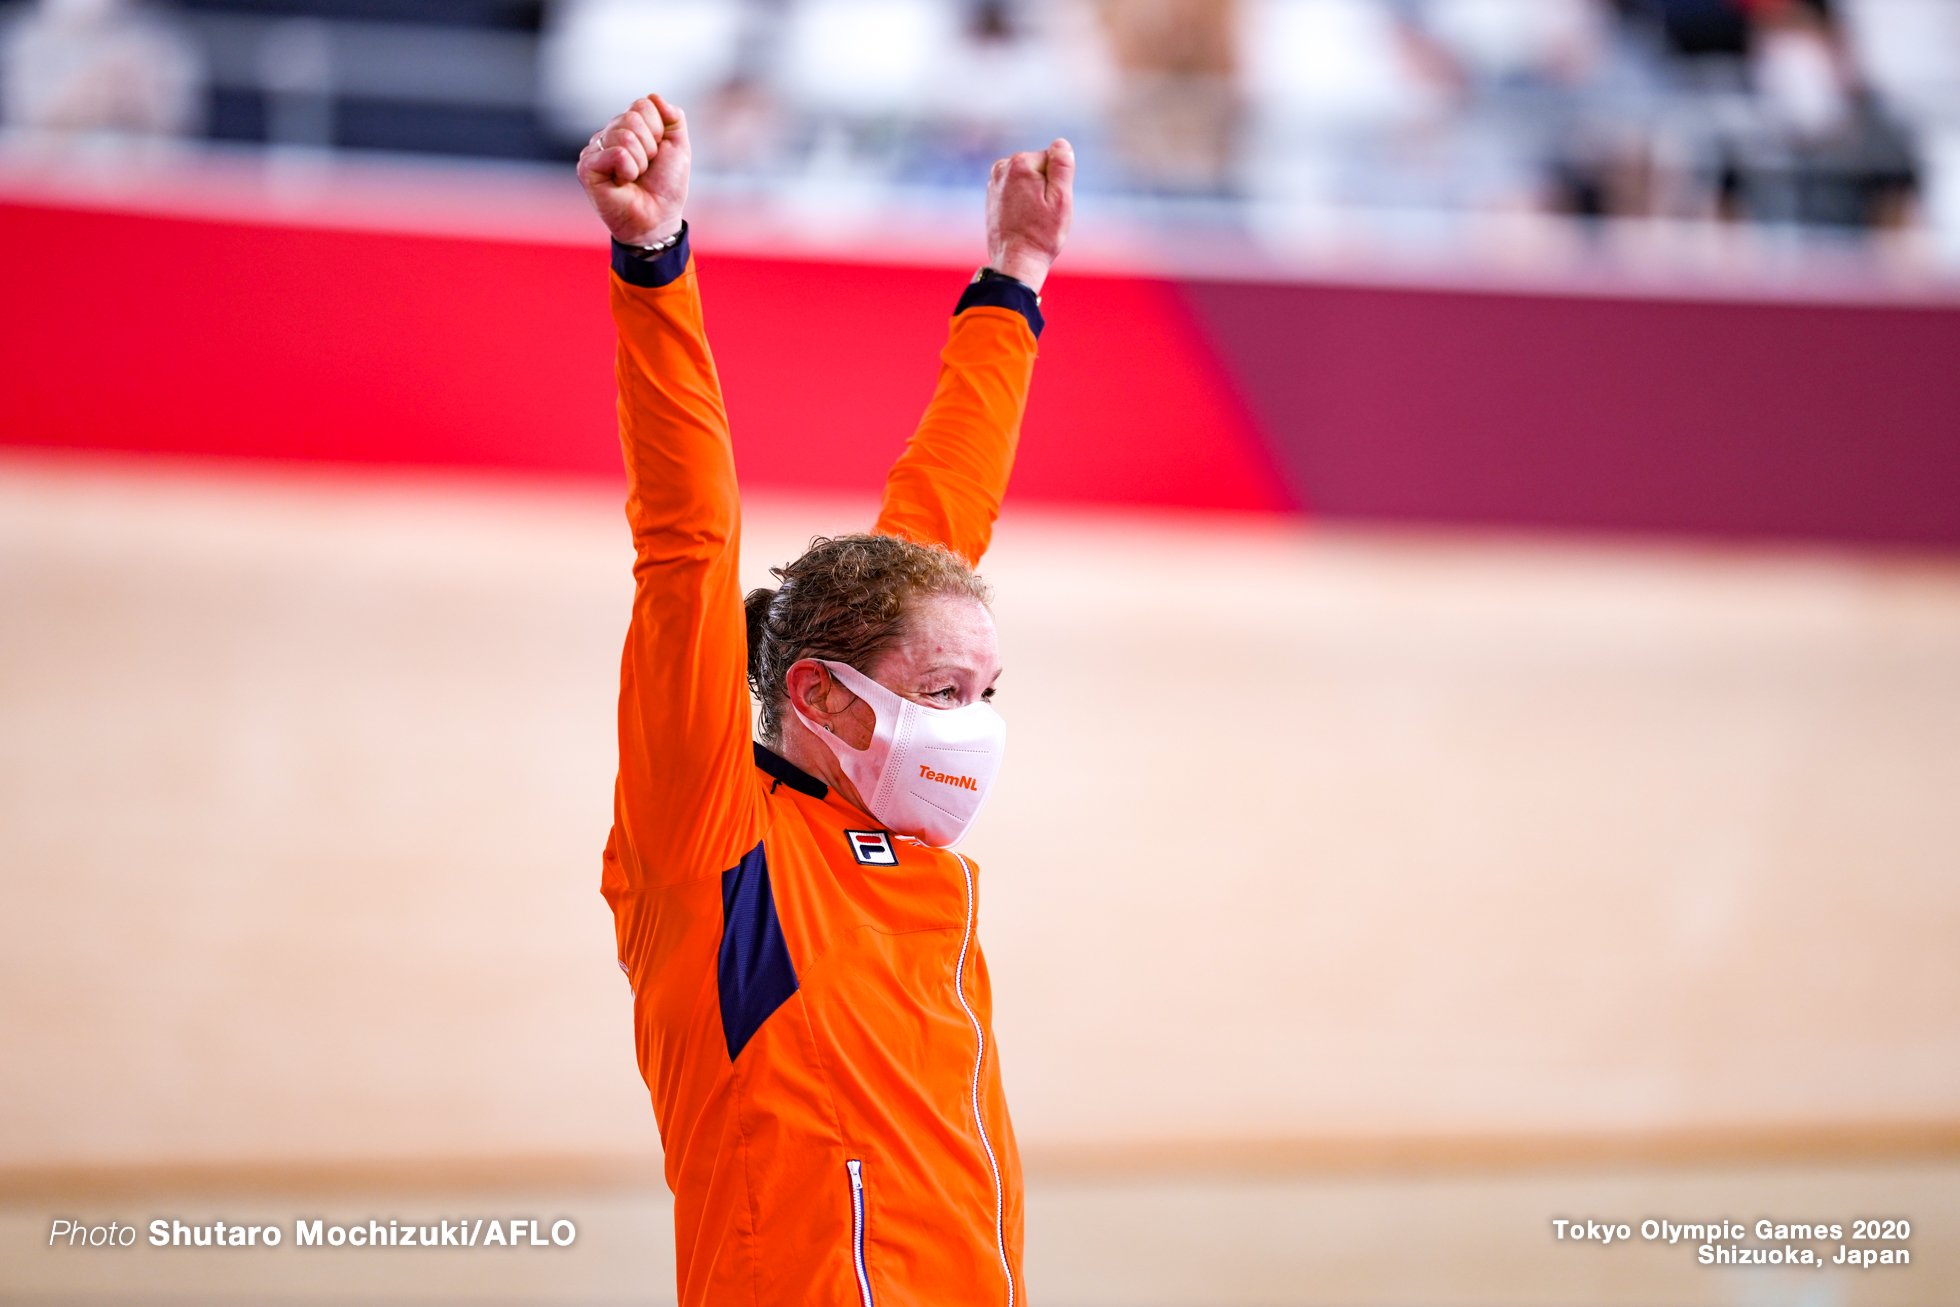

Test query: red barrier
[1183,278,1960,544]
[7,200,1956,542]
[0,202,1290,512]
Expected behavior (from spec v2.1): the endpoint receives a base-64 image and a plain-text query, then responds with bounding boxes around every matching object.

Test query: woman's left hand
[987,139,1075,294]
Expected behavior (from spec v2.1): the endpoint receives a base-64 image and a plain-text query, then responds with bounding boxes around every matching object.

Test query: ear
[784,659,855,732]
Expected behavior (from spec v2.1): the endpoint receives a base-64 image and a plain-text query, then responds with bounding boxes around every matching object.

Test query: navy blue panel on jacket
[718,840,799,1061]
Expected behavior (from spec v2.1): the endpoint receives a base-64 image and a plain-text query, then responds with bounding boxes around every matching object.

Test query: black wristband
[611,221,691,289]
[956,266,1044,337]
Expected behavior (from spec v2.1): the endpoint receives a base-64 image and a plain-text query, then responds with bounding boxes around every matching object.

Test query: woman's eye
[981,687,996,701]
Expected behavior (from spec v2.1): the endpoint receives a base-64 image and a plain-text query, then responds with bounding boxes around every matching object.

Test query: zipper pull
[847,1158,863,1191]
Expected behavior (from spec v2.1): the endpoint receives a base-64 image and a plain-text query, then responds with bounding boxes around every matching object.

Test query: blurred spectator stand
[1,0,1955,252]
[1,0,205,137]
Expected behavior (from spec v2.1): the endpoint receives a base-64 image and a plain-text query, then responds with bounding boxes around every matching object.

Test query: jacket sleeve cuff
[611,222,691,288]
[955,274,1044,338]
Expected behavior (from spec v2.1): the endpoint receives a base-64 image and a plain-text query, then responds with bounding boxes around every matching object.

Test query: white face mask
[793,659,1006,848]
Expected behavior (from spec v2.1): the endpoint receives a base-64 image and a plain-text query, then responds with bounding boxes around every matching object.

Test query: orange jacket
[600,231,1043,1307]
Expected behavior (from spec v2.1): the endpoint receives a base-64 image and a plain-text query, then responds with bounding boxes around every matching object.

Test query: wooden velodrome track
[2,453,1955,1305]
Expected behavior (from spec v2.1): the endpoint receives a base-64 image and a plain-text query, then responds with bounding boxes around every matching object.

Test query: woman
[576,94,1073,1307]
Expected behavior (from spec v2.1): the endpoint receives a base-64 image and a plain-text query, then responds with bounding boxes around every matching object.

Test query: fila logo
[918,765,978,791]
[846,830,898,866]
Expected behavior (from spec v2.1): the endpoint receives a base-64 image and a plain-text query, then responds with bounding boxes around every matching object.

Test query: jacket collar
[753,741,828,800]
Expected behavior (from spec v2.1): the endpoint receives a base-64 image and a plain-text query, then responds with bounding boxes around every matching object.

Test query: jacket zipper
[950,852,1014,1307]
[847,1158,874,1307]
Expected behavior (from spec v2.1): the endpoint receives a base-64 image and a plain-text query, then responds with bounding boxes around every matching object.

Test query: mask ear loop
[823,660,920,817]
[814,661,863,735]
[795,661,874,755]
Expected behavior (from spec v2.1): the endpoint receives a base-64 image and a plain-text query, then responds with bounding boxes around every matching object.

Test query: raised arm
[582,97,758,889]
[875,141,1075,566]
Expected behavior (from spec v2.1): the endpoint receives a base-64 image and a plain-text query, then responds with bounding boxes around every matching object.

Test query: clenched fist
[988,140,1074,293]
[578,94,689,247]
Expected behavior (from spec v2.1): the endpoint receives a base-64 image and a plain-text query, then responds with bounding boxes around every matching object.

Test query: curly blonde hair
[744,534,991,744]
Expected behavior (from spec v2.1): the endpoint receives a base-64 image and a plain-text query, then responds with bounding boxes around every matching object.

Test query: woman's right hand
[578,94,690,247]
